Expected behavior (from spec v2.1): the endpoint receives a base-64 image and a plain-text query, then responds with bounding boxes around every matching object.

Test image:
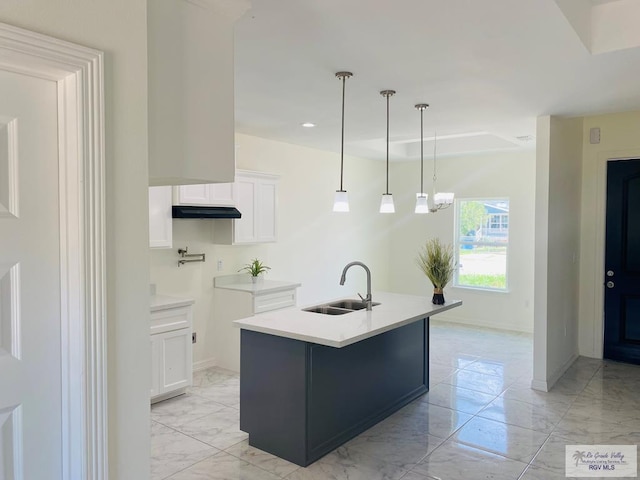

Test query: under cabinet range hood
[172,206,242,219]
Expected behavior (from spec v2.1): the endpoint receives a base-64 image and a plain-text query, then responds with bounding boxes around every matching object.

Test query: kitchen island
[234,291,461,467]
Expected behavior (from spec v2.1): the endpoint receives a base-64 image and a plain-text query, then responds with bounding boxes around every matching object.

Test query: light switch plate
[590,127,601,144]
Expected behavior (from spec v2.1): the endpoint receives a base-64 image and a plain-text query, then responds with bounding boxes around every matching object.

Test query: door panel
[0,68,61,478]
[604,159,640,364]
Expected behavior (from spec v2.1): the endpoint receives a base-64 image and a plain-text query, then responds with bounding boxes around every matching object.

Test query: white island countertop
[234,291,461,348]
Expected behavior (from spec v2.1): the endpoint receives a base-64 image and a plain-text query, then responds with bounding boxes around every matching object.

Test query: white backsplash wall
[388,150,537,333]
[150,133,391,368]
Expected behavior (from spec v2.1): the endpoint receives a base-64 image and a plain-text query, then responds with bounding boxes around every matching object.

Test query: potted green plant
[416,238,455,305]
[239,258,271,283]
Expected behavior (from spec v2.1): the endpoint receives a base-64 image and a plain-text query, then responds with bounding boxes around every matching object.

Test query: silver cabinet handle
[607,281,615,289]
[607,270,615,277]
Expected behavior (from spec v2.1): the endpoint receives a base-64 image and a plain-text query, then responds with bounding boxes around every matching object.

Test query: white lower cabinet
[150,301,193,403]
[212,276,301,371]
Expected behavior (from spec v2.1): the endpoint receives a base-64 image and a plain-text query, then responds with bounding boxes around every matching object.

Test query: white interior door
[0,68,62,478]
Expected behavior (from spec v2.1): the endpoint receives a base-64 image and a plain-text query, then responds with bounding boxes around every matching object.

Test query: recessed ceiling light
[301,122,316,128]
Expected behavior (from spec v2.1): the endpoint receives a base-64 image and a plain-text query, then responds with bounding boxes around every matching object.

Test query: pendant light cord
[339,74,346,191]
[420,108,424,195]
[335,72,352,193]
[414,104,429,197]
[386,93,390,194]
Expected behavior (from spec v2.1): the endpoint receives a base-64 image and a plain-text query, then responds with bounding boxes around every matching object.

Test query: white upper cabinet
[149,186,173,249]
[256,180,277,242]
[209,183,236,207]
[147,0,249,186]
[173,183,235,207]
[213,170,279,245]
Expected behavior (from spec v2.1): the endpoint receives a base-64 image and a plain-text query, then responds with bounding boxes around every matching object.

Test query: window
[455,199,509,290]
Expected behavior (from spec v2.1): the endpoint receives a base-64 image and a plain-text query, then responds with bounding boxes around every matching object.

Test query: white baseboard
[193,358,217,372]
[434,313,533,335]
[531,353,578,392]
[548,353,579,389]
[530,379,549,392]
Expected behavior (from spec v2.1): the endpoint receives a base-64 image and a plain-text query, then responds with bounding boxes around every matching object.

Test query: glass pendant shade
[380,193,395,213]
[415,194,429,213]
[333,190,350,212]
[434,192,455,206]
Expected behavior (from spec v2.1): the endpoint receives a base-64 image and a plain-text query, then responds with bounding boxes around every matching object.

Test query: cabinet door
[176,184,210,205]
[158,328,192,394]
[149,186,173,248]
[234,177,257,243]
[175,183,235,206]
[209,182,235,206]
[257,180,277,242]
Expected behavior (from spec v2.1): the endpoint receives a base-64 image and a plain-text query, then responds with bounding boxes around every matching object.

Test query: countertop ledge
[214,274,301,295]
[150,294,195,312]
[233,291,461,348]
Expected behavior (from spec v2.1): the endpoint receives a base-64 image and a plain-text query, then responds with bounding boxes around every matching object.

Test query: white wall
[578,110,640,358]
[0,2,150,478]
[150,133,391,368]
[388,150,536,333]
[533,115,583,391]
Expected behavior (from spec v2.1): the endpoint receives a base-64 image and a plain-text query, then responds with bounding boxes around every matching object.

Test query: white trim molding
[193,358,218,372]
[0,22,107,479]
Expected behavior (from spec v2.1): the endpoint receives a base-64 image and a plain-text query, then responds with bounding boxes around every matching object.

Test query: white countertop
[214,274,301,296]
[150,294,195,312]
[233,291,461,348]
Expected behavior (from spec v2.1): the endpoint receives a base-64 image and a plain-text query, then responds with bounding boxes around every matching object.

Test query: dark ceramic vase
[432,289,445,305]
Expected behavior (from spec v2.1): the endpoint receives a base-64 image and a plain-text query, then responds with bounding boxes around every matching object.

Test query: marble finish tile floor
[151,320,640,480]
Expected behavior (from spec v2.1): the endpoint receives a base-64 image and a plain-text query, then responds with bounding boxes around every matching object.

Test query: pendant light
[333,71,353,212]
[414,103,430,213]
[380,90,396,213]
[431,129,454,210]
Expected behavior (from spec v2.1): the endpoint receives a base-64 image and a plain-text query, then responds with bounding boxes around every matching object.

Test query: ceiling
[233,0,640,161]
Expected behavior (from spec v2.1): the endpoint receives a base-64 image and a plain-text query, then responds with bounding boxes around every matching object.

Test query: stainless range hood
[172,206,242,219]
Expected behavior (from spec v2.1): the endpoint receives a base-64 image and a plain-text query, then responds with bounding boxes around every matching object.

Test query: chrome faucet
[339,261,373,311]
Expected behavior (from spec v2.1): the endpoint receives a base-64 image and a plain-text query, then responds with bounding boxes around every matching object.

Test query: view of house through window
[455,199,509,290]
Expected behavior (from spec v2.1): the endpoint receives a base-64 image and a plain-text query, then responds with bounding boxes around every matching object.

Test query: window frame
[453,197,510,292]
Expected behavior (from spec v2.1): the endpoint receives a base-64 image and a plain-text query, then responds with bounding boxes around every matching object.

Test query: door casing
[603,158,640,363]
[586,152,640,360]
[0,22,106,480]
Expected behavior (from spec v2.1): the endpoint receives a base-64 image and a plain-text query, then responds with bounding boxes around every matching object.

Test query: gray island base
[240,318,428,466]
[236,292,461,467]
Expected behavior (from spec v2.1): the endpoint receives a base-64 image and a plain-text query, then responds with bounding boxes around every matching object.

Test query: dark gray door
[604,158,640,364]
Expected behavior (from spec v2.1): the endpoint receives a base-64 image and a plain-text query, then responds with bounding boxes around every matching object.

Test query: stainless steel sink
[302,306,352,315]
[328,299,381,311]
[302,299,381,315]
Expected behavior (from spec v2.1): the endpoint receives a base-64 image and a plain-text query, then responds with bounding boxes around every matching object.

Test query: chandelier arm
[433,130,437,185]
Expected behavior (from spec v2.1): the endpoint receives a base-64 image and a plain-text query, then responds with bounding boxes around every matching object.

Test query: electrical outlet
[217,259,223,271]
[192,332,197,344]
